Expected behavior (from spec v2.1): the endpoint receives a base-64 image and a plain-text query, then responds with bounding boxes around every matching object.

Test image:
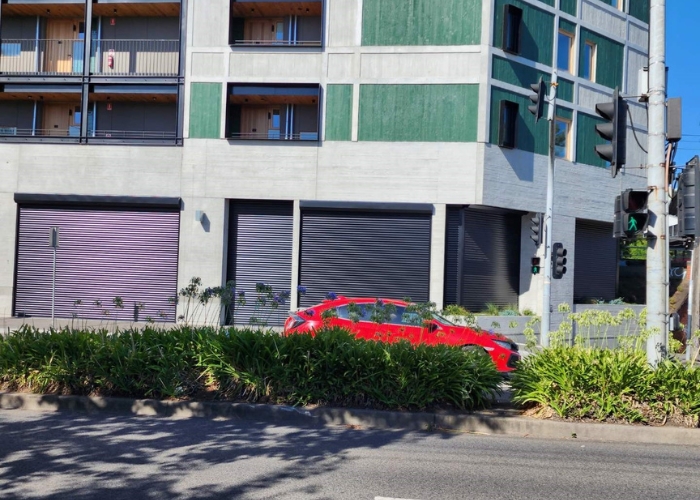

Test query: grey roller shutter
[443,207,461,306]
[574,220,617,302]
[299,209,431,308]
[459,209,521,311]
[226,200,293,327]
[14,206,179,322]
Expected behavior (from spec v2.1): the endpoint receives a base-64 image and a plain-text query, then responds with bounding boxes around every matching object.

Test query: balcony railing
[0,39,179,76]
[228,131,318,141]
[0,127,175,139]
[92,39,179,76]
[231,39,321,47]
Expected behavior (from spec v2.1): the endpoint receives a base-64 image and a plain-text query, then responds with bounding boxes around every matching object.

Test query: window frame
[502,4,523,55]
[582,41,597,82]
[498,100,518,149]
[557,30,575,74]
[554,116,572,160]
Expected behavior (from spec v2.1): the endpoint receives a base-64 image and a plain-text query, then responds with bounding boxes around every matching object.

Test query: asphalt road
[1,409,699,500]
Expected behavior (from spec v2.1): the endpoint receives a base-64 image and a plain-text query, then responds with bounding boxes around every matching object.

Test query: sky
[667,1,700,164]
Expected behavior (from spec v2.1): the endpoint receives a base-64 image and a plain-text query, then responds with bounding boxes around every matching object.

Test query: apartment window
[227,84,320,141]
[582,41,597,81]
[554,117,572,159]
[502,5,523,54]
[557,30,574,73]
[498,100,518,149]
[606,0,623,10]
[229,0,323,46]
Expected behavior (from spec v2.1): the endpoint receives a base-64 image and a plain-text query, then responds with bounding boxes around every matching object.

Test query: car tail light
[288,313,306,330]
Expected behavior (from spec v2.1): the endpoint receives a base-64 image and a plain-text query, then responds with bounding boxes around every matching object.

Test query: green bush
[0,325,502,411]
[511,346,700,427]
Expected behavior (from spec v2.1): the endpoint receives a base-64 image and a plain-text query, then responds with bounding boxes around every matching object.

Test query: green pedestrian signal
[531,257,541,275]
[619,190,650,238]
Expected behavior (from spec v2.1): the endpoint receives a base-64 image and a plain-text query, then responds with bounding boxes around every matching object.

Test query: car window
[336,303,373,322]
[401,312,423,326]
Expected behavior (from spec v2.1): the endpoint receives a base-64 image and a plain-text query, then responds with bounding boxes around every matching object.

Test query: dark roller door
[226,200,293,327]
[574,220,617,302]
[14,205,180,322]
[443,207,461,306]
[299,209,431,308]
[459,209,521,311]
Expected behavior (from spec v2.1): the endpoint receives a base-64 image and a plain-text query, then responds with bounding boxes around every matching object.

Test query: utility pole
[541,72,558,347]
[646,0,668,365]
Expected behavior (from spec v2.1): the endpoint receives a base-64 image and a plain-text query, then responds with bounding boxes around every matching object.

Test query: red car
[283,296,520,373]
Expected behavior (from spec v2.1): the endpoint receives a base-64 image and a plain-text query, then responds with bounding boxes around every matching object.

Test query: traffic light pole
[646,0,668,365]
[541,72,558,347]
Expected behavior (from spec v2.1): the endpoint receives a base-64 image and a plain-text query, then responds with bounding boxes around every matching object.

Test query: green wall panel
[325,85,353,141]
[362,0,481,46]
[359,84,478,142]
[560,0,577,16]
[489,86,549,155]
[576,113,608,168]
[492,55,548,89]
[189,83,221,139]
[579,28,624,89]
[491,56,572,103]
[629,0,649,24]
[493,0,554,65]
[557,79,573,103]
[559,18,576,34]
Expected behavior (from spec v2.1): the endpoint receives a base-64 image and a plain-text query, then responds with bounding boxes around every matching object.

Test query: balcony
[0,83,178,143]
[229,0,322,47]
[0,38,179,77]
[226,84,319,141]
[0,10,181,78]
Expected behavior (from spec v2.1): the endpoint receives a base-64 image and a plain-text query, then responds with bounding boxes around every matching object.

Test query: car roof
[308,297,410,309]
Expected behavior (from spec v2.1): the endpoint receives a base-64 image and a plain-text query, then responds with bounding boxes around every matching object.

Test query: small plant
[443,304,470,317]
[483,303,501,316]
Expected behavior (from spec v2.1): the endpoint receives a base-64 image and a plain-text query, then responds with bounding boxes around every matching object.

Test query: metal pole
[52,247,56,329]
[541,71,558,347]
[646,0,667,365]
[687,247,694,363]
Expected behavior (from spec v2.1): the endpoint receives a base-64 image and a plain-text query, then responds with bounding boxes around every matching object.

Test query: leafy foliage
[0,325,502,411]
[511,347,700,427]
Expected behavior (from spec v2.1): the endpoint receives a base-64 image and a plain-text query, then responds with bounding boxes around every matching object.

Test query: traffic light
[529,212,543,246]
[552,242,567,279]
[678,156,700,238]
[531,257,541,275]
[613,194,624,238]
[594,87,628,178]
[528,78,546,122]
[619,189,650,237]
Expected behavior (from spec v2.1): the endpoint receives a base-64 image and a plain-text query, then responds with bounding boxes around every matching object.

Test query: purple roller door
[14,206,180,322]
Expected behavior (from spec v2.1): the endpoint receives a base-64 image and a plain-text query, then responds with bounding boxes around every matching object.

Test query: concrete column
[289,199,301,310]
[429,204,446,309]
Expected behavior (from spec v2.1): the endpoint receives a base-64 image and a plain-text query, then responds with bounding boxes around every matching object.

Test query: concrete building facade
[0,0,650,324]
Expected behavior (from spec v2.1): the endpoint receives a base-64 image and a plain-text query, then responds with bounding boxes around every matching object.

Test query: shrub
[0,325,502,411]
[511,346,700,427]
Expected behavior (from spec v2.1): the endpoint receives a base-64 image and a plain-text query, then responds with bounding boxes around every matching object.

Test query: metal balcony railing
[0,39,84,75]
[93,130,177,139]
[0,38,179,76]
[231,39,321,46]
[92,39,179,76]
[0,127,176,139]
[228,131,319,141]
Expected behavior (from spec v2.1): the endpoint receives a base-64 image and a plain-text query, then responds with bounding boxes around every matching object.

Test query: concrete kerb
[1,392,698,446]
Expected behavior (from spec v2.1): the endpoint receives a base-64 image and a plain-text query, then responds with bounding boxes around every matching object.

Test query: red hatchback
[284,296,520,373]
